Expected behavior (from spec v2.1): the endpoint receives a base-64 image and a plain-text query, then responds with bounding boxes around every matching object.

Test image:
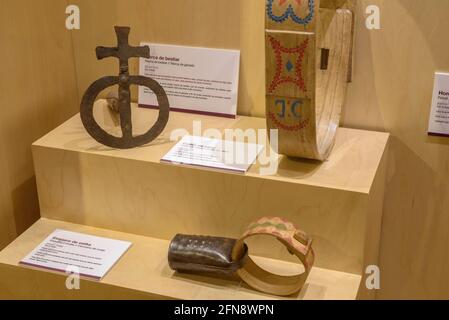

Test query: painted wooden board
[265,1,354,160]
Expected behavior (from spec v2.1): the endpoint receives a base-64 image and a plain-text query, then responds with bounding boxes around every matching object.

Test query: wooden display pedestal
[0,219,361,300]
[0,101,389,300]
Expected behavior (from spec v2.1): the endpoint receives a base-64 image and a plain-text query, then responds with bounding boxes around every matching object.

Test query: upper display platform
[34,100,389,194]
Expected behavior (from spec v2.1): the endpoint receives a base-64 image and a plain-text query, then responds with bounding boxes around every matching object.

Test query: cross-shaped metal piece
[95,26,150,139]
[80,26,170,149]
[96,26,150,67]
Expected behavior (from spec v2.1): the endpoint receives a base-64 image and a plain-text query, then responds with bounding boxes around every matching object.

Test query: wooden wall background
[1,0,449,299]
[0,0,79,250]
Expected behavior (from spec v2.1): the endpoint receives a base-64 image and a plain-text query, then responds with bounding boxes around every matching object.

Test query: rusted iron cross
[80,26,170,149]
[95,26,150,139]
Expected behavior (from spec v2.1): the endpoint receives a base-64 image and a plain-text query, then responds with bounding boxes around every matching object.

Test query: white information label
[138,43,240,118]
[20,230,132,280]
[429,72,449,137]
[161,135,263,173]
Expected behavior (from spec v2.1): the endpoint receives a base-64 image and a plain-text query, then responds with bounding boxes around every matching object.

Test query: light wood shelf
[0,218,361,300]
[34,100,389,194]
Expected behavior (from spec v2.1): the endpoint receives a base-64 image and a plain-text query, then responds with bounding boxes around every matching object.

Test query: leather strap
[232,217,314,296]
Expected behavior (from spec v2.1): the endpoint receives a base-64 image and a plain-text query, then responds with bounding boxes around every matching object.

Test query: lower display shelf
[0,218,361,300]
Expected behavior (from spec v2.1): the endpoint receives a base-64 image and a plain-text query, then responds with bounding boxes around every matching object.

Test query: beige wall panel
[70,0,241,106]
[0,0,79,249]
[360,0,449,300]
[239,0,266,115]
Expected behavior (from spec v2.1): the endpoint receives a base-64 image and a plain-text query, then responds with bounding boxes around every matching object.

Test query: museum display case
[1,0,449,303]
